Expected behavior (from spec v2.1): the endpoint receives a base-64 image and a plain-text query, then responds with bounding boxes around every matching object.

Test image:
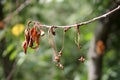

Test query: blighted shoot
[22,21,85,70]
[22,21,45,54]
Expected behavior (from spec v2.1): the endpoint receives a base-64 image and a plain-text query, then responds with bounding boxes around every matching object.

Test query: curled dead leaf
[30,27,37,41]
[25,28,30,44]
[50,26,56,35]
[28,37,34,47]
[22,41,28,54]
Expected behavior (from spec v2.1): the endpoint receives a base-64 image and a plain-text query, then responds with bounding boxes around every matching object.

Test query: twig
[6,59,18,80]
[32,5,120,28]
[3,0,31,23]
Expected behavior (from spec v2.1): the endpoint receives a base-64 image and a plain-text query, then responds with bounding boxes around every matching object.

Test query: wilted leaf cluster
[22,21,45,54]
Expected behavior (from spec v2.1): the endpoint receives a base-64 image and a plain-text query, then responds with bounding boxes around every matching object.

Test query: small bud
[40,30,45,37]
[56,63,64,70]
[58,51,62,57]
[59,63,64,70]
[54,56,60,62]
[78,56,85,63]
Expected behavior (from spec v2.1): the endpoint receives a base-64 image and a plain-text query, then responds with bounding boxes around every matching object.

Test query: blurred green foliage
[0,0,120,80]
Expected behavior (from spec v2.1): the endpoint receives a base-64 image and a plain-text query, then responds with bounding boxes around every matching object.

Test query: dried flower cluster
[54,51,64,70]
[22,21,85,69]
[78,56,85,63]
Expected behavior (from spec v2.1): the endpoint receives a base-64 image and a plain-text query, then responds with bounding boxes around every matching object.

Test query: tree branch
[3,0,31,23]
[32,5,120,28]
[6,59,17,80]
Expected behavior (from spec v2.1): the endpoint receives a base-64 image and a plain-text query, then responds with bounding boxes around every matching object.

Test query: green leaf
[2,44,15,57]
[10,50,17,60]
[84,32,93,41]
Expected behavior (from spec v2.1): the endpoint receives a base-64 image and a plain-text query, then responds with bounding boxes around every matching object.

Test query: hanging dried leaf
[74,24,81,49]
[28,37,34,47]
[74,24,80,33]
[25,28,30,44]
[50,26,56,35]
[23,22,44,53]
[22,41,28,54]
[34,32,41,49]
[30,29,43,49]
[30,26,37,41]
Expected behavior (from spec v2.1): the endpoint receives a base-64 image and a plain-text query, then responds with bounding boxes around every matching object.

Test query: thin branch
[6,59,18,80]
[32,5,120,28]
[3,0,31,23]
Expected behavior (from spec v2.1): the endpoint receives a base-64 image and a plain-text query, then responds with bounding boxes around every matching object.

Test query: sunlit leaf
[84,32,93,41]
[11,24,25,36]
[10,50,17,60]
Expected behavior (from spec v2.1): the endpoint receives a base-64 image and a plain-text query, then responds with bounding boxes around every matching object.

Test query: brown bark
[88,4,120,80]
